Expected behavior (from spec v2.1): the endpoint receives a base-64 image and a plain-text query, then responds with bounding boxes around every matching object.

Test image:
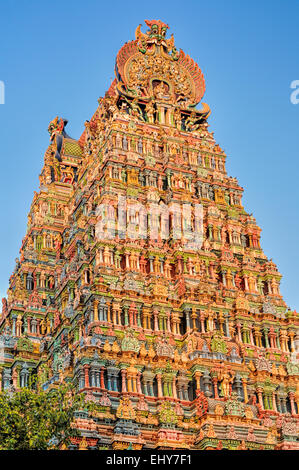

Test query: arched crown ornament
[155,337,175,358]
[135,20,176,57]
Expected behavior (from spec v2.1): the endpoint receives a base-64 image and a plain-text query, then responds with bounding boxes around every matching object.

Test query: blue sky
[0,0,298,309]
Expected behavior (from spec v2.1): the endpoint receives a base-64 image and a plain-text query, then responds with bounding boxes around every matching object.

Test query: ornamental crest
[114,20,207,110]
[135,20,177,57]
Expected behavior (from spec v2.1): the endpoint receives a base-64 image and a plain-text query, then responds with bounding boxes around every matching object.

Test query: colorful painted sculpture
[0,20,298,450]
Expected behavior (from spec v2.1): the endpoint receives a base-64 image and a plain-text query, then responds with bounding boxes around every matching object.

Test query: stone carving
[225,392,245,417]
[116,396,136,420]
[158,401,178,425]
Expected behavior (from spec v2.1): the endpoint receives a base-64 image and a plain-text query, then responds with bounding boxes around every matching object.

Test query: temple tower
[0,20,298,450]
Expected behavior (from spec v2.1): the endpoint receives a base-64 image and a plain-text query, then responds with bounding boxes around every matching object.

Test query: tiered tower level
[1,20,298,450]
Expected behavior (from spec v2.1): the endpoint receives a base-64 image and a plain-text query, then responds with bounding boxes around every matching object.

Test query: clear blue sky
[0,0,298,309]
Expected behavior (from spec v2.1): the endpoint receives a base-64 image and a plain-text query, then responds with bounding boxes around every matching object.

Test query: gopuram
[0,20,298,450]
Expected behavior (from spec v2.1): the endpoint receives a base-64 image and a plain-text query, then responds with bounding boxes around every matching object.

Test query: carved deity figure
[154,81,170,100]
[125,97,145,121]
[145,100,155,123]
